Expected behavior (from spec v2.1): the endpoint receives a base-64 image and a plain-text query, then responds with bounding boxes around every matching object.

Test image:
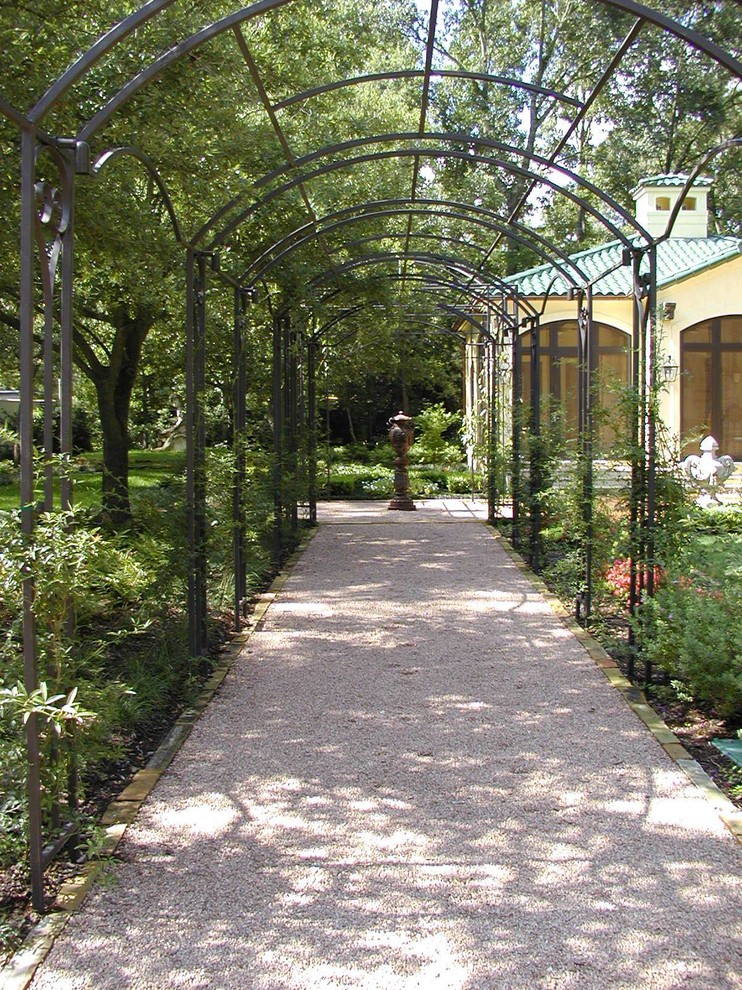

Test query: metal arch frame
[189,12,639,251]
[322,230,490,261]
[9,0,736,140]
[207,145,643,253]
[271,68,583,113]
[308,250,524,296]
[307,264,541,323]
[310,303,491,347]
[93,147,186,245]
[5,0,742,913]
[238,200,586,289]
[312,271,534,326]
[253,132,649,239]
[656,138,742,246]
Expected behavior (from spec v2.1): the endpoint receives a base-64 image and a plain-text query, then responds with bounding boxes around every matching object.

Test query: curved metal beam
[0,96,35,131]
[326,230,486,257]
[316,265,541,319]
[241,205,584,288]
[211,145,638,251]
[63,0,740,147]
[310,269,540,321]
[255,131,646,238]
[600,0,742,78]
[656,138,742,246]
[30,0,179,124]
[271,69,583,112]
[238,198,585,286]
[319,313,470,348]
[94,146,185,244]
[77,0,295,141]
[309,249,511,293]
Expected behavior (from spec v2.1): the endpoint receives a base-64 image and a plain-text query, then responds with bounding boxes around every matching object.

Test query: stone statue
[387,411,416,511]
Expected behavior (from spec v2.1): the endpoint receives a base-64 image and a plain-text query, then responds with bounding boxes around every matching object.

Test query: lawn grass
[0,450,186,514]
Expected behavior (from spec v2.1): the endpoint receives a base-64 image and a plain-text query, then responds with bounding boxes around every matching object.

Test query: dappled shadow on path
[31,522,742,990]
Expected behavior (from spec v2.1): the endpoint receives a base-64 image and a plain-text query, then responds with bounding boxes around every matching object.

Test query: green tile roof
[504,235,742,298]
[631,173,713,193]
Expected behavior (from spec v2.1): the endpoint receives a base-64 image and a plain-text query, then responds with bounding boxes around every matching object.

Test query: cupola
[632,174,712,239]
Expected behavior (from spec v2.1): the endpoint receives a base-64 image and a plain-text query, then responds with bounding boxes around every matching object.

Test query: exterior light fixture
[661,301,676,321]
[661,354,679,383]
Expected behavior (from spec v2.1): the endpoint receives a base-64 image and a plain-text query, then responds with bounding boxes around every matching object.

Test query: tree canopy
[1,0,740,516]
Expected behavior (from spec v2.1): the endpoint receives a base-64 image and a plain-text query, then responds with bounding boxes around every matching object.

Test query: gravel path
[29,502,741,990]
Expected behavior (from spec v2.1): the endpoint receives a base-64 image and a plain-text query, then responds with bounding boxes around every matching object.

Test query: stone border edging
[488,526,742,848]
[0,528,318,990]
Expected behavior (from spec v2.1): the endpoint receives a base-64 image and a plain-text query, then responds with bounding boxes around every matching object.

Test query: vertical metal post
[20,130,44,911]
[308,336,318,525]
[59,157,75,515]
[186,249,208,656]
[232,288,248,630]
[511,320,523,550]
[577,289,595,623]
[41,243,57,511]
[288,317,298,534]
[528,316,542,570]
[644,246,658,686]
[272,311,284,569]
[58,153,76,822]
[487,331,498,525]
[627,250,645,677]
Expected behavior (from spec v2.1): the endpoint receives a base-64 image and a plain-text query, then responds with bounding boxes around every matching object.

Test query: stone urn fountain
[681,435,736,507]
[387,411,416,511]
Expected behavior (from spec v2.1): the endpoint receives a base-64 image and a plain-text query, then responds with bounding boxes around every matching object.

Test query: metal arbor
[2,0,741,909]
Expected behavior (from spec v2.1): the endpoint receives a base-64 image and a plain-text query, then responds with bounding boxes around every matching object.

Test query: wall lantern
[660,301,676,321]
[661,353,679,383]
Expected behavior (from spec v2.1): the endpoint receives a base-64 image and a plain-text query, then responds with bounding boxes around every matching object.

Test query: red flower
[605,558,664,600]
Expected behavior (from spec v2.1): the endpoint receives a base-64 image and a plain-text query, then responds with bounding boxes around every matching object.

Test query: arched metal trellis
[2,0,741,911]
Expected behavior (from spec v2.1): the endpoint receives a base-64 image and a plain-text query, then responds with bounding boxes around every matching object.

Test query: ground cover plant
[319,405,482,499]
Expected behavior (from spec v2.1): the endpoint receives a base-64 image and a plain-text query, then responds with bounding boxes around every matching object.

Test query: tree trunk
[98,384,132,528]
[80,305,154,527]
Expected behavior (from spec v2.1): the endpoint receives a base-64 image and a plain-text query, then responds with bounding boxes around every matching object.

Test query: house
[464,176,742,462]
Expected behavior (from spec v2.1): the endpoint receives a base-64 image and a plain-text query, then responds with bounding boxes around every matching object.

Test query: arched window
[682,316,742,459]
[519,320,630,453]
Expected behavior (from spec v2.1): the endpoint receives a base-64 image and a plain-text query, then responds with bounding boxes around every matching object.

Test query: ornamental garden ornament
[681,435,736,507]
[387,411,416,511]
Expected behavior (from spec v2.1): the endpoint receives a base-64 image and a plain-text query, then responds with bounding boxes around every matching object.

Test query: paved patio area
[26,501,741,990]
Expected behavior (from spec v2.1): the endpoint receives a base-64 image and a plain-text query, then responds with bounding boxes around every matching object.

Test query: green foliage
[0,682,94,732]
[410,403,464,468]
[681,507,742,536]
[319,449,481,499]
[642,575,742,718]
[0,444,279,873]
[321,461,394,499]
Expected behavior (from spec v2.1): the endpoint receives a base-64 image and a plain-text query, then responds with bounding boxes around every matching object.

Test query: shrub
[411,467,448,496]
[410,403,463,468]
[321,462,393,499]
[642,574,742,717]
[604,558,665,602]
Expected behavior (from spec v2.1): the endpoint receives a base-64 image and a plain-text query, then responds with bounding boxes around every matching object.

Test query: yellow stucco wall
[513,253,742,451]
